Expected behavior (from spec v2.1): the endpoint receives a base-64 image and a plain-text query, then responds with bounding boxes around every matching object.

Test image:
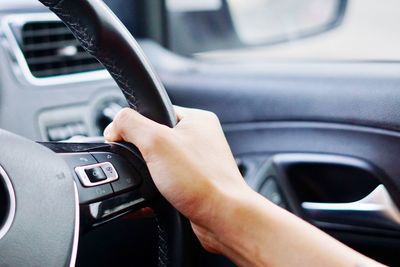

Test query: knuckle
[142,126,170,153]
[113,108,132,133]
[148,127,168,146]
[205,111,220,122]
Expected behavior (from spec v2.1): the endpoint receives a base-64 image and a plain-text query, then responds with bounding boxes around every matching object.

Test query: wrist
[210,181,256,230]
[210,185,276,266]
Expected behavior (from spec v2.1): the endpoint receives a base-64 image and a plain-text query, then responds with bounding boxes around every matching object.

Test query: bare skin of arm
[104,107,385,267]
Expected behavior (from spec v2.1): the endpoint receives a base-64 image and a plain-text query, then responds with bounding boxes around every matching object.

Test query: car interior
[0,0,400,266]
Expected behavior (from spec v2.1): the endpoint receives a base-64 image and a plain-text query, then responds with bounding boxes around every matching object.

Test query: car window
[166,0,400,62]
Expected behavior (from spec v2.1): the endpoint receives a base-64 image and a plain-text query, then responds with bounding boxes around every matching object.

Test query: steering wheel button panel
[75,162,119,187]
[61,152,98,167]
[110,168,141,194]
[76,183,114,204]
[91,152,142,193]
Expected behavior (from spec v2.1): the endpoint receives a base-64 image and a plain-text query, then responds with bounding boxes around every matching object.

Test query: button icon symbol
[107,155,113,159]
[95,188,106,195]
[56,173,66,180]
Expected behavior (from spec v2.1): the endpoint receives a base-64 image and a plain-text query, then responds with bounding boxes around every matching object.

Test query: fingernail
[103,123,112,139]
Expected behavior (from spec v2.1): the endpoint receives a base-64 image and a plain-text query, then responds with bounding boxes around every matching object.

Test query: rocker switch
[75,162,119,187]
[85,167,107,183]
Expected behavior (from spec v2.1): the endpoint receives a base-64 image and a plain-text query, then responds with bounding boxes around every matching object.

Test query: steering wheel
[0,0,188,266]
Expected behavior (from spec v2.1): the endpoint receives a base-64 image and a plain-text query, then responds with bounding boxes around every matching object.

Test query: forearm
[105,107,385,267]
[213,187,385,267]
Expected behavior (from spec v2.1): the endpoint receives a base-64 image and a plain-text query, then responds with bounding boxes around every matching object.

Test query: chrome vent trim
[20,20,104,77]
[1,13,111,86]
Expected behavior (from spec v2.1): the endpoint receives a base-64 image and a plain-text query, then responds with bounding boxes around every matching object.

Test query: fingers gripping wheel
[37,0,182,266]
[38,0,176,127]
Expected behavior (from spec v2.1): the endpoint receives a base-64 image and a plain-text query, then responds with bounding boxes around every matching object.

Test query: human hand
[104,106,251,252]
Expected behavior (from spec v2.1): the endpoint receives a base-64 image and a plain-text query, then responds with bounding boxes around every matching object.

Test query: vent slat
[22,27,72,38]
[20,21,104,78]
[31,63,104,77]
[22,40,80,52]
[26,51,94,64]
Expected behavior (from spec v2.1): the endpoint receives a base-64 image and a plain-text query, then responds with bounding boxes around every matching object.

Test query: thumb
[104,108,169,154]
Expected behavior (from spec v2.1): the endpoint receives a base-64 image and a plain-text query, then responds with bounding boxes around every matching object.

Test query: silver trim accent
[69,182,80,267]
[302,185,400,228]
[75,162,118,187]
[0,165,16,240]
[1,13,111,87]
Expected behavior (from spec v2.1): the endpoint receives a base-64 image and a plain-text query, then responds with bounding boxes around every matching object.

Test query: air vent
[19,21,104,78]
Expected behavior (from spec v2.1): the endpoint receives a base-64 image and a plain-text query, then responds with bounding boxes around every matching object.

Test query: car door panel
[150,49,400,265]
[161,62,400,131]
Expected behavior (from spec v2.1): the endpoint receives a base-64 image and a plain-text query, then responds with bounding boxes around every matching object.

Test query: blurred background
[164,0,400,61]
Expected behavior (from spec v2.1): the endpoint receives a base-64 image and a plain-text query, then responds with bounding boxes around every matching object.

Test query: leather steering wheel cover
[0,130,77,267]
